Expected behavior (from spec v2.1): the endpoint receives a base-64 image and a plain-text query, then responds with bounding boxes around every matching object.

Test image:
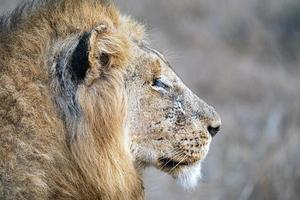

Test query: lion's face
[125,41,221,189]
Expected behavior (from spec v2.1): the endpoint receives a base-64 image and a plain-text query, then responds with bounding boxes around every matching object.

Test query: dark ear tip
[69,32,91,84]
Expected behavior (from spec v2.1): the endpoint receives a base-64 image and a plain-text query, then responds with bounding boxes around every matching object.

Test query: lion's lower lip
[158,157,191,169]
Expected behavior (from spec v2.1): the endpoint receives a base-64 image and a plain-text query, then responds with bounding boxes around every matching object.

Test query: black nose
[207,125,220,137]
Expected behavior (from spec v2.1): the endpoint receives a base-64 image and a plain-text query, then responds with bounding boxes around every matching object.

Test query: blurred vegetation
[225,0,300,67]
[1,0,300,199]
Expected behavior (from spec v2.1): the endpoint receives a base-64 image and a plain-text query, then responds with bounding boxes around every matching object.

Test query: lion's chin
[174,161,202,190]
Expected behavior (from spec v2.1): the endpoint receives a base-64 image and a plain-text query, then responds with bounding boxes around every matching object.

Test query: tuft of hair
[176,162,202,191]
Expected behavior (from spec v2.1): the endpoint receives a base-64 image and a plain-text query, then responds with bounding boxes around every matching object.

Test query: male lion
[0,0,221,199]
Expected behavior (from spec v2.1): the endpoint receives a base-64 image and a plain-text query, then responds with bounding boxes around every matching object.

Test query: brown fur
[0,0,143,199]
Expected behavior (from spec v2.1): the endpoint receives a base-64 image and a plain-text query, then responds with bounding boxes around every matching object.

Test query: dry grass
[1,0,300,199]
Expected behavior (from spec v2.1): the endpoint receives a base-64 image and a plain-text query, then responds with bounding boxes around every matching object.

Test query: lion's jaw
[130,133,211,190]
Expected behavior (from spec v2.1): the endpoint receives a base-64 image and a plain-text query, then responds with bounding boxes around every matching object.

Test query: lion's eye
[152,78,171,92]
[153,79,169,89]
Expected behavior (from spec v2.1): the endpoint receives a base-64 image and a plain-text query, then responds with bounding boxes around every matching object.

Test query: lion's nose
[204,106,221,137]
[207,124,221,137]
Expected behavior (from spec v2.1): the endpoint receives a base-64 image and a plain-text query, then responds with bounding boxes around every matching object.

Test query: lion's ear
[88,23,131,71]
[68,23,130,85]
[88,24,112,69]
[69,24,111,84]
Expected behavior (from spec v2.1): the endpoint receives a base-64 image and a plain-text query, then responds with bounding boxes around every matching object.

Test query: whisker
[158,151,186,171]
[158,149,184,170]
[169,154,188,173]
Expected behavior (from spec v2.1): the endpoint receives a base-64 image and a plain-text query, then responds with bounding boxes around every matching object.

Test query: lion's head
[51,11,221,191]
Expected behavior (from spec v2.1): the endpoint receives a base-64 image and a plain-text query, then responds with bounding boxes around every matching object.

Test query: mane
[0,0,143,199]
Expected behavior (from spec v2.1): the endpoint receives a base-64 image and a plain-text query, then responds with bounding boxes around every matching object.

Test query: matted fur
[0,0,143,199]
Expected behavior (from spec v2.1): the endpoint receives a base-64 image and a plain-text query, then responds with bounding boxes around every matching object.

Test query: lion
[0,0,221,199]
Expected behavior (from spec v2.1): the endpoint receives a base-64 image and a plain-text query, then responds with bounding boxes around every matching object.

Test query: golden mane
[0,0,143,199]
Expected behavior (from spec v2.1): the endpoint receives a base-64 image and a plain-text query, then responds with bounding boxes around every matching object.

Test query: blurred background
[1,0,300,199]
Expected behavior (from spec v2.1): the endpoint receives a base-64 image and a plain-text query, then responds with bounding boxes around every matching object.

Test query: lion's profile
[0,0,221,199]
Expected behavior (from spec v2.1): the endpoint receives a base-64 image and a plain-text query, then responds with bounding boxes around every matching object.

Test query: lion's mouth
[158,157,192,169]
